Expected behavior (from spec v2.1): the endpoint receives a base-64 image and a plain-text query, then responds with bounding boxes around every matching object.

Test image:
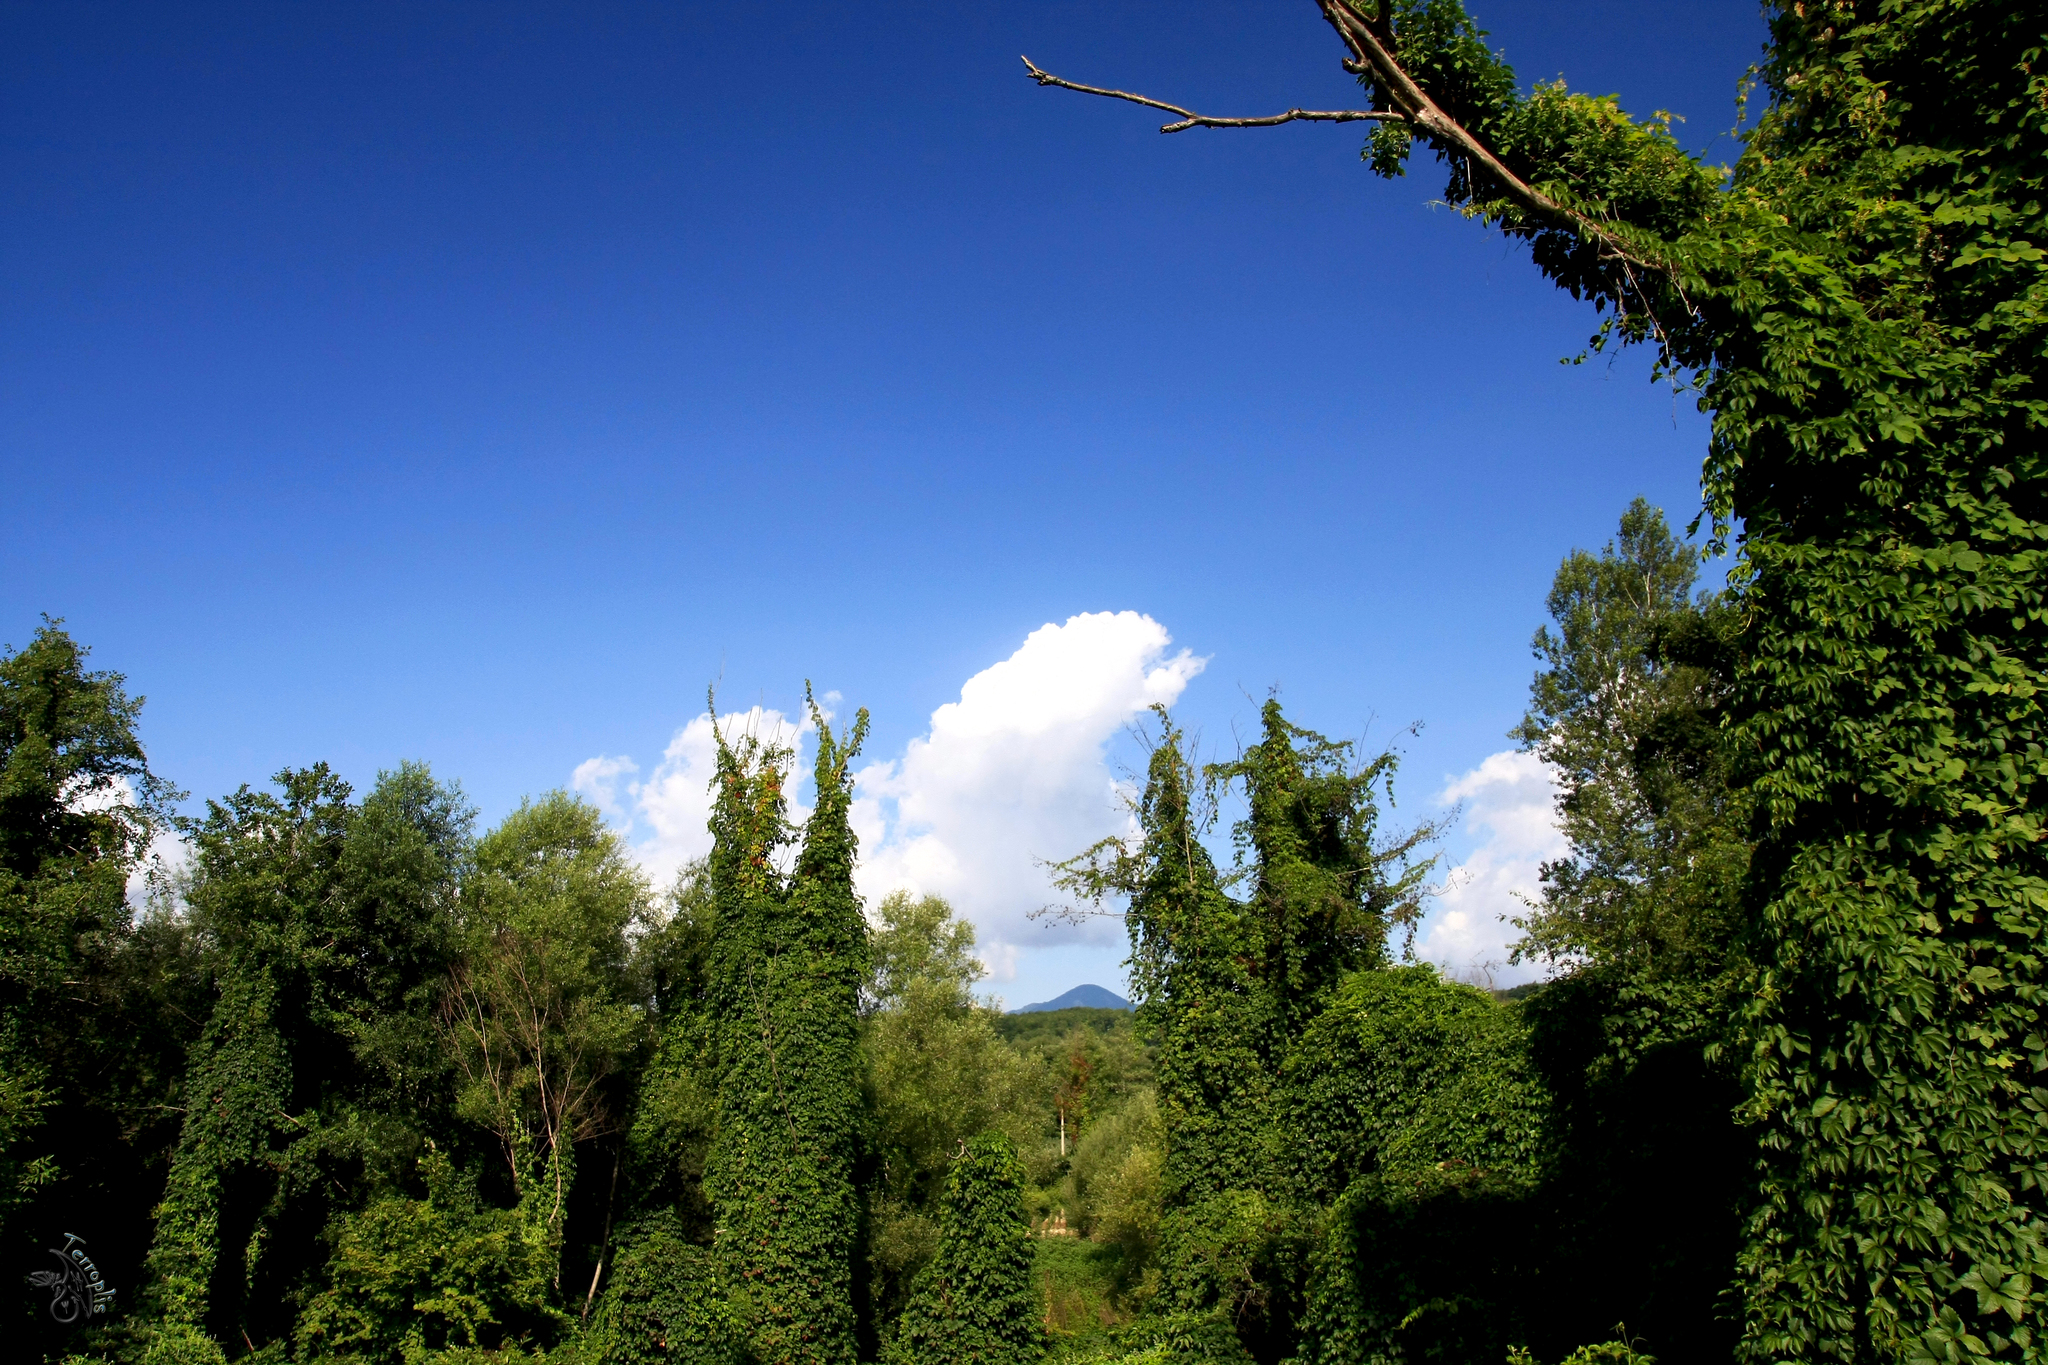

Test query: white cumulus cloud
[852,611,1205,975]
[574,612,1204,985]
[1413,749,1567,987]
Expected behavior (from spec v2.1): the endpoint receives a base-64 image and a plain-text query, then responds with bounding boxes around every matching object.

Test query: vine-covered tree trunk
[1034,2,2048,1355]
[136,971,291,1365]
[1130,721,1279,1322]
[1065,704,1429,1357]
[705,695,870,1365]
[1717,8,2048,1353]
[134,761,475,1363]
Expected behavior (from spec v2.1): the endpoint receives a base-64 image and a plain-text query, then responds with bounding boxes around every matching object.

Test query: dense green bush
[885,1133,1040,1365]
[1301,1164,1544,1365]
[580,1212,735,1365]
[1287,966,1550,1203]
[1043,1312,1255,1365]
[294,1147,564,1364]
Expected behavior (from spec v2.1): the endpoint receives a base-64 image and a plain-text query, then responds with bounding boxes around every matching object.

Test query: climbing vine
[1054,702,1436,1356]
[704,690,871,1365]
[1030,1,2048,1357]
[884,1132,1039,1365]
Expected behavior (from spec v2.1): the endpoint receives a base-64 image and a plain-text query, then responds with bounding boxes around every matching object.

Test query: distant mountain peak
[1012,984,1132,1014]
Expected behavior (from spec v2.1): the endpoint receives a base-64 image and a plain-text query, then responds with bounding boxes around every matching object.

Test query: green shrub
[294,1148,565,1364]
[1043,1312,1255,1365]
[1287,966,1550,1203]
[580,1211,736,1365]
[884,1132,1040,1365]
[1035,1237,1132,1341]
[1300,1166,1542,1365]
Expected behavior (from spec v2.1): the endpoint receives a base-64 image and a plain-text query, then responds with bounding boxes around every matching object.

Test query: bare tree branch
[1020,55,1402,134]
[1019,11,1660,276]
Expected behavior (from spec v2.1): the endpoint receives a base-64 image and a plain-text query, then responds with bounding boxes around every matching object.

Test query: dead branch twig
[1021,55,1402,134]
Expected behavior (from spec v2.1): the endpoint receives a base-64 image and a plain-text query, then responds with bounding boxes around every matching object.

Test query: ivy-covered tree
[1055,702,1434,1357]
[704,692,870,1365]
[1031,1,2048,1356]
[1282,965,1549,1365]
[135,766,352,1365]
[617,860,722,1248]
[882,1131,1039,1365]
[581,1208,737,1365]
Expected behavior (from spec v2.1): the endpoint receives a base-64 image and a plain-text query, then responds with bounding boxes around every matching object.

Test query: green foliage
[1301,1163,1547,1365]
[615,861,721,1249]
[1510,1340,1657,1365]
[1322,0,2048,1355]
[0,618,173,882]
[581,1211,737,1365]
[1003,1013,1154,1222]
[1511,499,1746,980]
[447,792,647,1277]
[1479,501,1752,1362]
[1044,1312,1255,1365]
[294,1146,565,1364]
[1062,1090,1163,1270]
[867,890,983,1012]
[136,765,357,1360]
[704,693,870,1365]
[1702,9,2048,1358]
[990,1007,1136,1049]
[126,760,498,1362]
[1035,1237,1138,1342]
[1285,957,1736,1365]
[884,1132,1040,1365]
[863,893,1035,1330]
[1287,966,1549,1205]
[1054,703,1436,1358]
[0,620,177,1243]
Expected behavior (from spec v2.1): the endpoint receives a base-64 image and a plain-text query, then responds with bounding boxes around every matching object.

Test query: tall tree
[135,763,475,1364]
[0,620,176,1247]
[1499,501,1753,1363]
[704,692,870,1365]
[617,860,722,1248]
[1513,498,1748,982]
[445,791,646,1286]
[1030,2,2048,1355]
[863,893,1032,1333]
[135,766,354,1365]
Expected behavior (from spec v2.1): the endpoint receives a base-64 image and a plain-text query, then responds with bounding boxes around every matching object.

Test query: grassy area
[1033,1236,1136,1342]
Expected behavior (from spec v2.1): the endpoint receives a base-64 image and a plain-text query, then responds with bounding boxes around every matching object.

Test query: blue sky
[3,1,1765,1006]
